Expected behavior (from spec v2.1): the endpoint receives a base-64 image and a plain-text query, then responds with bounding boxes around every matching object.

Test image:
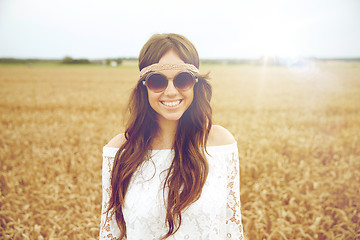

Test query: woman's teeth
[161,100,181,107]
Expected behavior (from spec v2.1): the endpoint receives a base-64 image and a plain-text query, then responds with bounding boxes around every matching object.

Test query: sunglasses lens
[174,72,196,90]
[147,73,168,92]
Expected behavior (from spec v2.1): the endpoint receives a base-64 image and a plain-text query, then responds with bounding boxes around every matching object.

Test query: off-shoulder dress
[100,142,244,240]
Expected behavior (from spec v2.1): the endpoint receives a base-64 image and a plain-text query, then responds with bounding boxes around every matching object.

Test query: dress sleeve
[225,148,245,239]
[99,150,122,240]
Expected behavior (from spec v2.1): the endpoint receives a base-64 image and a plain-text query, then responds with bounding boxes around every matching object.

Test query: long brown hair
[106,33,212,239]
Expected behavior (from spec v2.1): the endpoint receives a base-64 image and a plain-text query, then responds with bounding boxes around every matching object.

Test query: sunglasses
[142,71,198,93]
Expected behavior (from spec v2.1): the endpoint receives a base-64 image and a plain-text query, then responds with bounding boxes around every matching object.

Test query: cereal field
[0,62,359,239]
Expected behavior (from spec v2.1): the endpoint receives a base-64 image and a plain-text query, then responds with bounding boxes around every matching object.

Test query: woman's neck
[152,118,178,150]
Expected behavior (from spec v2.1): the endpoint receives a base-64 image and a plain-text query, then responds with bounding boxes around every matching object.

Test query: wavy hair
[106,33,212,239]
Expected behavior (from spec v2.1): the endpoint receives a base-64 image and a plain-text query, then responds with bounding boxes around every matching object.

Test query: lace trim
[139,63,199,77]
[101,155,122,239]
[226,152,244,238]
[105,156,113,173]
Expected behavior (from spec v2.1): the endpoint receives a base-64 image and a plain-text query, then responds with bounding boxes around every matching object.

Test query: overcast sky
[0,0,359,59]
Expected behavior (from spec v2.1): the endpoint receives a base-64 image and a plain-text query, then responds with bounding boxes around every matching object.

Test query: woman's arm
[208,125,244,238]
[99,146,122,239]
[225,149,245,239]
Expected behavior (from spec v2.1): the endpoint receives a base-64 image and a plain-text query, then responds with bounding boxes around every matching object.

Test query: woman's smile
[160,99,183,108]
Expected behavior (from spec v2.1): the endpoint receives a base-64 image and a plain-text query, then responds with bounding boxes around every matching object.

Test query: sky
[0,0,359,60]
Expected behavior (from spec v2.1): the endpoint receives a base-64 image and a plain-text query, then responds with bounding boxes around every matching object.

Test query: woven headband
[139,63,199,77]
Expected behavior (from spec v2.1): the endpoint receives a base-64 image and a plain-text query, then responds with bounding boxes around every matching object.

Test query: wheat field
[0,62,359,239]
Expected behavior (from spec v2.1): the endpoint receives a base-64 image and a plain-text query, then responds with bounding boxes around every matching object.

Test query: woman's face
[146,49,194,124]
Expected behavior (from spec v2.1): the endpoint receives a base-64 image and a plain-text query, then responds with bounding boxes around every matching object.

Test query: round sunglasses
[142,71,198,93]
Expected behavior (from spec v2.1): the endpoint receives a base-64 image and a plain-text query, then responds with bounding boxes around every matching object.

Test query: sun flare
[247,6,302,60]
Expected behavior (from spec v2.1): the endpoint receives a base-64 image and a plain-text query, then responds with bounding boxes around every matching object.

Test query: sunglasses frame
[142,71,198,93]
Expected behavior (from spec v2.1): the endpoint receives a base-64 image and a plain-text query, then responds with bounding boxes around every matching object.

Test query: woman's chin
[157,112,184,122]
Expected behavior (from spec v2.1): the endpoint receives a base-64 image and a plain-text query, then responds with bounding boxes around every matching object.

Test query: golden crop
[0,62,359,239]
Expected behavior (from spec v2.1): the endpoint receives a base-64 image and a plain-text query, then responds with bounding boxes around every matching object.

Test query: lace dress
[100,142,244,240]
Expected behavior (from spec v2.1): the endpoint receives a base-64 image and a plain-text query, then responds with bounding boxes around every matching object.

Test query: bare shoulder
[105,133,126,148]
[207,125,236,146]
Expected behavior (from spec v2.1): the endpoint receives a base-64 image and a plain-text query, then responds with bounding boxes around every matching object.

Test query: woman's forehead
[158,50,184,64]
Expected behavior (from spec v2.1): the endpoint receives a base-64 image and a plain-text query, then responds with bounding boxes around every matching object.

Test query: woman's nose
[163,80,178,96]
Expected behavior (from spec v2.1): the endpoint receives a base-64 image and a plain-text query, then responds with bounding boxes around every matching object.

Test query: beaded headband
[139,63,199,77]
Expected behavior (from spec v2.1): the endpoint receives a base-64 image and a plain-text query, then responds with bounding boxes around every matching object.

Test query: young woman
[100,33,244,240]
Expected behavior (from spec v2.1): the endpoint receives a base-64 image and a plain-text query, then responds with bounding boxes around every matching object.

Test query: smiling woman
[99,33,244,240]
[145,50,196,124]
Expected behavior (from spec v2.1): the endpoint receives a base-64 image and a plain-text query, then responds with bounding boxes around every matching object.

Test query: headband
[139,63,199,77]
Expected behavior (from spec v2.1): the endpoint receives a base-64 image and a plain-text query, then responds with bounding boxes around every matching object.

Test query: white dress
[100,142,244,240]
